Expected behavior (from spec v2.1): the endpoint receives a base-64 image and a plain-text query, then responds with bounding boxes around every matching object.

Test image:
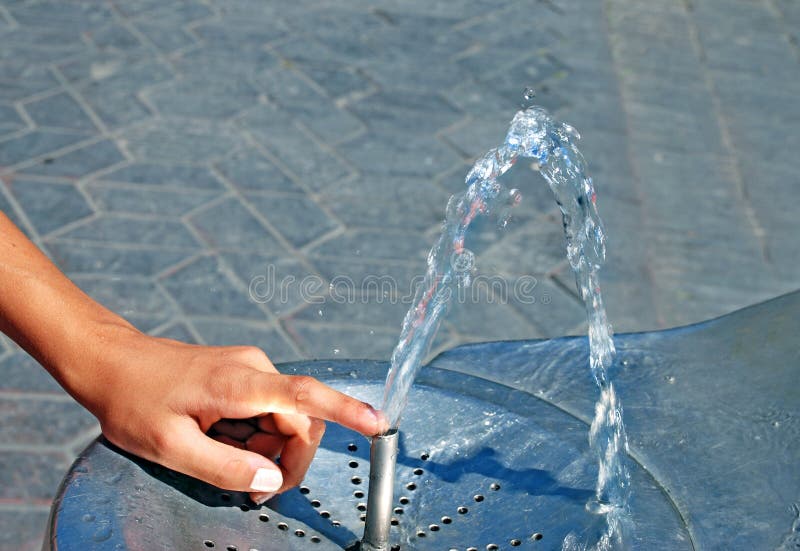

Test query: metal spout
[360,429,399,551]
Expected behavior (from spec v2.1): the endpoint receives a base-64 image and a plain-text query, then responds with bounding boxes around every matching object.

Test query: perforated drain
[49,363,692,550]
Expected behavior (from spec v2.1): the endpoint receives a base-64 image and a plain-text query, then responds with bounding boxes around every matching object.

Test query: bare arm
[0,212,384,502]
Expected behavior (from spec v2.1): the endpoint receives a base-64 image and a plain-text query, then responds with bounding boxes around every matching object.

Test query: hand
[80,325,385,504]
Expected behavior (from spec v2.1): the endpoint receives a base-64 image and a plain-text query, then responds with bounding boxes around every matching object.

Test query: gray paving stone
[0,103,26,137]
[98,162,225,191]
[282,320,398,360]
[190,319,300,363]
[290,295,410,331]
[58,215,200,249]
[187,197,287,253]
[117,0,213,22]
[9,1,113,29]
[310,258,423,297]
[23,91,97,133]
[0,396,97,446]
[160,255,268,320]
[0,130,88,168]
[20,140,125,179]
[192,16,290,48]
[46,240,191,278]
[134,21,197,53]
[0,352,63,393]
[446,283,542,341]
[6,179,93,236]
[310,228,430,262]
[239,105,353,192]
[506,276,587,337]
[88,22,145,53]
[0,57,59,101]
[343,130,462,179]
[120,118,246,163]
[349,90,462,136]
[72,275,177,332]
[0,186,26,233]
[253,67,364,143]
[0,510,50,551]
[246,193,338,249]
[170,43,279,80]
[479,215,569,276]
[145,75,261,119]
[0,450,71,504]
[321,174,450,230]
[299,63,373,101]
[84,183,220,217]
[214,149,300,194]
[219,251,317,316]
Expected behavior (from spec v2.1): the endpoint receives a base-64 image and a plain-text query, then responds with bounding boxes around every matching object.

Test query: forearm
[0,212,137,404]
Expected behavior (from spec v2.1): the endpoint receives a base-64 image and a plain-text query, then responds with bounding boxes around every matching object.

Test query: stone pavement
[0,0,798,548]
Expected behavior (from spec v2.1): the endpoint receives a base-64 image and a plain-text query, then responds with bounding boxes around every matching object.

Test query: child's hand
[72,326,386,504]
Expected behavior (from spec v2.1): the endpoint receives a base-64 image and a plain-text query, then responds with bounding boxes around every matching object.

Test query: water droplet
[772,420,781,428]
[523,87,536,101]
[369,330,374,335]
[333,348,340,355]
[92,525,112,542]
[82,514,95,522]
[318,309,323,317]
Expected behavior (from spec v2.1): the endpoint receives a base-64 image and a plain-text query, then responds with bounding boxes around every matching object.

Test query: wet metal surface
[45,292,799,550]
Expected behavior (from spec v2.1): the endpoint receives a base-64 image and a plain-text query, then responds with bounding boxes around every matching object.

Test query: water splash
[381,104,632,548]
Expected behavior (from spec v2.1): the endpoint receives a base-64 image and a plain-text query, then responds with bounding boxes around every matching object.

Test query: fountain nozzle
[360,429,399,551]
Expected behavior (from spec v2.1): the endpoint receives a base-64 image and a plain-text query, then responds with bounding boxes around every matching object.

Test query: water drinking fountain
[44,292,800,551]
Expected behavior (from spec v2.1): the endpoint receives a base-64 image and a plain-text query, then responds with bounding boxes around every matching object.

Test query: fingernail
[366,404,389,433]
[251,492,276,505]
[250,468,282,492]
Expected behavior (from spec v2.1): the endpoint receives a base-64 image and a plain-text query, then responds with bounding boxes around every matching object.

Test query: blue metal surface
[44,291,800,550]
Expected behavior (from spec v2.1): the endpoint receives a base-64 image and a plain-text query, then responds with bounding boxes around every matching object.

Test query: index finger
[254,374,387,437]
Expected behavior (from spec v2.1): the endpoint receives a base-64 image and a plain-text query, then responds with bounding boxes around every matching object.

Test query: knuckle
[289,376,316,409]
[308,418,326,442]
[213,457,249,489]
[237,346,269,365]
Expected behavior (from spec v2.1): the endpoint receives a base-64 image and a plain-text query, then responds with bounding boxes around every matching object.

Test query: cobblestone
[1,0,798,546]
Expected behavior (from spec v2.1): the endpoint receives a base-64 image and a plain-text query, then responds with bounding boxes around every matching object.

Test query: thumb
[168,420,283,493]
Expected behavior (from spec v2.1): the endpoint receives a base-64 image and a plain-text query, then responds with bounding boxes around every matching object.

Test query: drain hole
[467,547,478,551]
[441,516,452,524]
[332,521,341,527]
[391,546,400,551]
[457,506,468,514]
[429,524,440,532]
[311,500,321,508]
[474,494,484,502]
[320,511,331,519]
[258,514,269,522]
[277,522,288,531]
[220,493,231,502]
[349,461,359,468]
[348,443,358,452]
[532,533,543,541]
[239,504,250,511]
[295,529,305,537]
[391,517,399,526]
[393,507,403,515]
[416,530,426,538]
[487,545,498,551]
[406,483,416,491]
[490,482,501,491]
[357,503,367,512]
[420,453,429,461]
[351,476,362,485]
[310,536,321,543]
[360,514,366,522]
[226,546,237,551]
[413,468,423,475]
[511,539,522,546]
[354,490,364,498]
[300,486,311,494]
[203,541,215,548]
[399,496,410,505]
